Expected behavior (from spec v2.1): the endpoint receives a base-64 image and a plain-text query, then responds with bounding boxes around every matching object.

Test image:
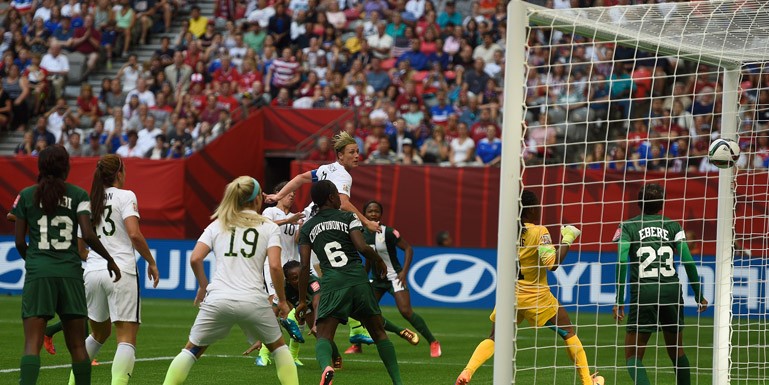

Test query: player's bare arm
[78,213,122,282]
[340,194,380,232]
[396,237,413,286]
[190,241,211,306]
[264,171,313,204]
[126,216,160,288]
[267,245,290,318]
[296,243,313,320]
[351,229,387,279]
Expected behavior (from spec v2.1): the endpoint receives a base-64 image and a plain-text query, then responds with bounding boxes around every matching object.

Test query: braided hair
[35,145,71,216]
[310,180,338,216]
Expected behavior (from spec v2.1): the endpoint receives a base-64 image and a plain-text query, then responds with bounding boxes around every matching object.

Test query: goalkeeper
[613,183,708,385]
[456,190,603,385]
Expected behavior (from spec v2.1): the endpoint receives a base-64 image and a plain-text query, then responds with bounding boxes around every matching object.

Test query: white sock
[272,345,299,385]
[85,335,104,359]
[111,342,136,385]
[162,349,197,385]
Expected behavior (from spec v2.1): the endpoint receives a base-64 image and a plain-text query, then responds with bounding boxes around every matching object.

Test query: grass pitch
[0,296,755,384]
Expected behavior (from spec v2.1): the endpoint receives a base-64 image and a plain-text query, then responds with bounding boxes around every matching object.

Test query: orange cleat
[320,365,334,385]
[344,344,362,354]
[43,335,56,355]
[430,340,442,357]
[398,329,420,345]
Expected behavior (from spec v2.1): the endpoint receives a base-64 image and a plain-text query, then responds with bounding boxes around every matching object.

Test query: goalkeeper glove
[560,225,581,245]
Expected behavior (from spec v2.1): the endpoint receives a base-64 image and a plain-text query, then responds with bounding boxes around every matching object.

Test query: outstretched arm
[296,244,313,320]
[340,194,379,232]
[679,240,707,312]
[190,241,211,306]
[264,171,313,204]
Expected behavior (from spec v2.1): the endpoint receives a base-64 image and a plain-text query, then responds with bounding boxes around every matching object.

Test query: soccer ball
[708,138,740,169]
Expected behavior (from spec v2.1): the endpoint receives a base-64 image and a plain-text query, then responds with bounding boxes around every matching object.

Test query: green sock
[71,360,91,385]
[19,355,40,385]
[315,338,333,369]
[675,354,691,385]
[45,321,63,337]
[407,313,436,343]
[383,317,405,334]
[627,357,651,385]
[375,339,403,385]
[289,338,301,360]
[331,340,340,361]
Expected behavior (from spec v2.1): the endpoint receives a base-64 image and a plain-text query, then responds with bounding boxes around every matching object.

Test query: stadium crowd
[1,0,767,169]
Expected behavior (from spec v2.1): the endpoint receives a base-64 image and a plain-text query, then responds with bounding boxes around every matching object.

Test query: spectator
[32,136,49,156]
[386,11,406,38]
[398,138,423,165]
[145,134,169,159]
[367,21,393,60]
[213,55,241,91]
[126,78,156,107]
[188,6,209,38]
[76,83,100,128]
[155,36,176,67]
[268,2,292,49]
[72,15,101,79]
[44,98,70,143]
[136,115,162,153]
[165,51,193,94]
[247,0,275,29]
[15,131,35,155]
[447,122,475,166]
[116,130,142,157]
[64,131,83,156]
[430,90,456,126]
[397,38,429,71]
[167,121,193,148]
[475,125,501,166]
[268,47,301,97]
[473,32,502,64]
[435,230,453,247]
[469,108,499,143]
[0,81,12,131]
[402,98,424,131]
[114,0,137,57]
[26,17,51,55]
[118,54,142,92]
[194,121,219,150]
[389,117,415,154]
[244,22,267,53]
[40,42,68,99]
[366,57,391,93]
[366,136,398,164]
[464,58,490,96]
[307,136,336,162]
[216,82,240,111]
[437,1,462,28]
[82,131,109,157]
[420,127,449,163]
[32,117,56,146]
[167,138,191,158]
[33,0,54,22]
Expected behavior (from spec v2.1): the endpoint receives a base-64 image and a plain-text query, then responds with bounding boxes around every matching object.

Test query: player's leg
[112,322,139,385]
[315,317,341,385]
[456,319,496,385]
[20,317,47,385]
[360,314,403,385]
[393,287,437,353]
[547,306,595,385]
[625,332,652,385]
[44,320,63,355]
[624,303,654,385]
[60,277,93,385]
[241,302,298,385]
[284,308,304,365]
[163,300,229,384]
[661,297,689,385]
[163,341,209,385]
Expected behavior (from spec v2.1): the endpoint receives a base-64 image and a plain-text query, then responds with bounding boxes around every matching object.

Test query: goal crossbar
[527,0,769,69]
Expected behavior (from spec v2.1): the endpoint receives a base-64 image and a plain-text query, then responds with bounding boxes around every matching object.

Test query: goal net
[495,1,769,384]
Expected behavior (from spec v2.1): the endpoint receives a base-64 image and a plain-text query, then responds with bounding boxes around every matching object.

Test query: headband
[244,177,261,203]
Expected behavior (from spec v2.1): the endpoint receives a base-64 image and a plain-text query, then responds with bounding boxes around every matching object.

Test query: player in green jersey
[362,200,440,357]
[12,145,121,385]
[613,183,708,385]
[298,180,402,385]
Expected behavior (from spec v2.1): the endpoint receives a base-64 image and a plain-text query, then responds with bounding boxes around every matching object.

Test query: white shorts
[84,269,141,323]
[188,298,283,347]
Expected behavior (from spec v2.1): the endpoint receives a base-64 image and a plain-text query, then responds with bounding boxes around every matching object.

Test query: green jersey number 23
[637,245,675,278]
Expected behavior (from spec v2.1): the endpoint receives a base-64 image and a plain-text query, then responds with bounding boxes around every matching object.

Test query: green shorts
[22,277,87,320]
[316,282,381,323]
[627,295,684,334]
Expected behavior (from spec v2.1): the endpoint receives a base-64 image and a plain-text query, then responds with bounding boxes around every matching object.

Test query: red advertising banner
[261,107,353,151]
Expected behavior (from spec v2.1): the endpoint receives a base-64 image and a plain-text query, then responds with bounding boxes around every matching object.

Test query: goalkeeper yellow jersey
[516,223,557,295]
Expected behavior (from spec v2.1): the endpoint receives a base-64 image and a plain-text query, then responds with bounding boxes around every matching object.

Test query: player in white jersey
[73,155,160,385]
[163,176,298,385]
[264,131,379,350]
[254,181,307,366]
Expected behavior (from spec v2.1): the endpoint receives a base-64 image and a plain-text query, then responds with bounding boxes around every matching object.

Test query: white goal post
[497,1,769,384]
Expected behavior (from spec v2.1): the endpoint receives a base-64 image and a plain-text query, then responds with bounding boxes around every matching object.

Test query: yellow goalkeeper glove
[560,225,581,246]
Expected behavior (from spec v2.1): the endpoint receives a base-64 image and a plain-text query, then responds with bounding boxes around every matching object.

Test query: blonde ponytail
[212,176,267,230]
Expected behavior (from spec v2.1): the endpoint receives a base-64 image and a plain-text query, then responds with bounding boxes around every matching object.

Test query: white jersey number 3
[323,241,348,267]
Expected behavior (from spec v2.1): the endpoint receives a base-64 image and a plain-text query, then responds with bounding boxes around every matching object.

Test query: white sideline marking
[0,354,468,374]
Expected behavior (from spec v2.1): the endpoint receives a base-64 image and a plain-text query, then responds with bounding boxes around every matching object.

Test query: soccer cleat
[430,340,442,357]
[592,372,605,385]
[344,344,362,354]
[398,329,420,345]
[255,356,272,366]
[333,355,343,369]
[320,366,334,385]
[294,358,304,366]
[349,333,374,345]
[455,369,472,385]
[280,318,305,343]
[43,335,56,355]
[91,359,99,366]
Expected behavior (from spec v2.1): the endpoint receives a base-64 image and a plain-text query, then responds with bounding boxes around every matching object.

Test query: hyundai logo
[0,241,24,291]
[409,254,496,303]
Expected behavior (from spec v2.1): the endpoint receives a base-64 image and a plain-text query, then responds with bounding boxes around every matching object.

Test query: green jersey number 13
[37,215,74,250]
[637,245,675,279]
